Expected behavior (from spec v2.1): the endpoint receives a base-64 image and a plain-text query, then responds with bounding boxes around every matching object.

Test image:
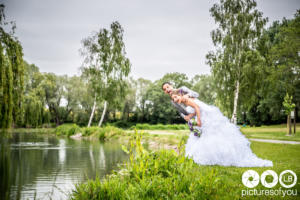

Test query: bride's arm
[186,99,202,127]
[181,95,196,121]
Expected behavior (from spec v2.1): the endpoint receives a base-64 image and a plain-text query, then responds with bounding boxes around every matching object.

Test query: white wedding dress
[185,99,273,167]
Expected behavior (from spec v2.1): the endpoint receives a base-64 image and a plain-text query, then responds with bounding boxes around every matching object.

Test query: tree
[206,0,267,124]
[60,75,85,122]
[283,93,295,135]
[268,12,300,122]
[247,11,300,125]
[0,4,25,128]
[191,75,216,105]
[39,73,63,126]
[146,72,191,124]
[81,21,131,127]
[23,62,45,127]
[136,78,152,122]
[121,78,137,122]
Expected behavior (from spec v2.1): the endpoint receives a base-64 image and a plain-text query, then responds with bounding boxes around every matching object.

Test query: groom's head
[162,82,173,94]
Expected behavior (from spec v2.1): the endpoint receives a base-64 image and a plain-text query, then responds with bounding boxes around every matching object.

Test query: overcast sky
[3,0,299,81]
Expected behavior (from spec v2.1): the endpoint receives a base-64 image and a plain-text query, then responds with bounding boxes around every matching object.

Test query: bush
[70,132,230,200]
[130,123,188,130]
[56,124,127,140]
[80,125,126,141]
[82,126,99,136]
[111,121,134,129]
[101,126,125,138]
[68,124,81,136]
[98,129,106,141]
[55,124,81,137]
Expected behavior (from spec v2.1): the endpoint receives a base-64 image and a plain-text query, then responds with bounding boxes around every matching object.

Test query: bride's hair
[170,90,181,98]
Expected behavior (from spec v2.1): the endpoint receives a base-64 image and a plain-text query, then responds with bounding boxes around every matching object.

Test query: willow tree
[81,21,131,127]
[206,0,267,124]
[0,4,24,128]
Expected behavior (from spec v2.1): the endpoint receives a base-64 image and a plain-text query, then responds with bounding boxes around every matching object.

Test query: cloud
[3,0,299,81]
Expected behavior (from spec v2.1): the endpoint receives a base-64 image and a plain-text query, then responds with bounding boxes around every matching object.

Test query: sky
[2,0,300,81]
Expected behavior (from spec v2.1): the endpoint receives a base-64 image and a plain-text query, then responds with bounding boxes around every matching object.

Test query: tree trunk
[231,80,240,125]
[113,110,116,121]
[288,115,292,135]
[88,96,97,127]
[294,108,297,135]
[98,101,107,127]
[286,115,290,135]
[293,116,296,135]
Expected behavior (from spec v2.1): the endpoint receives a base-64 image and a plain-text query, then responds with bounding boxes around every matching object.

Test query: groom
[162,82,198,121]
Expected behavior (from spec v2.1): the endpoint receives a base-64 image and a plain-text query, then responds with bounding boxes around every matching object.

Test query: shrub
[82,126,99,136]
[56,124,127,140]
[81,125,126,141]
[70,132,231,200]
[102,126,125,138]
[98,129,106,141]
[130,123,188,130]
[112,121,133,129]
[68,124,81,136]
[55,124,81,137]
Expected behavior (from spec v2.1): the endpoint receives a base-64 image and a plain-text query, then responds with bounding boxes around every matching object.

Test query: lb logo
[279,170,297,188]
[242,170,297,188]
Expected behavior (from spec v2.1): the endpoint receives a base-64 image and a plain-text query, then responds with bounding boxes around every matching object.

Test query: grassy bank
[54,124,131,141]
[241,123,300,141]
[130,123,188,130]
[4,123,300,145]
[70,132,300,200]
[131,123,300,142]
[0,127,55,134]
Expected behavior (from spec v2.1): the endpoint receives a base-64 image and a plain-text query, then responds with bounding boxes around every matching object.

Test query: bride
[171,92,273,167]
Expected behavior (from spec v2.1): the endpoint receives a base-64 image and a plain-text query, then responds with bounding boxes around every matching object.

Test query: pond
[0,132,128,200]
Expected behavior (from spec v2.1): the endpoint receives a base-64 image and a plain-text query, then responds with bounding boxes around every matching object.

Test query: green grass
[130,123,300,142]
[55,124,81,136]
[241,124,300,141]
[0,127,55,134]
[54,124,133,141]
[70,131,300,200]
[130,123,188,130]
[7,123,300,142]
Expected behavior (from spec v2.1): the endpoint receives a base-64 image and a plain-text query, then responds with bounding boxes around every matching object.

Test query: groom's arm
[171,101,189,115]
[171,99,196,121]
[184,113,196,121]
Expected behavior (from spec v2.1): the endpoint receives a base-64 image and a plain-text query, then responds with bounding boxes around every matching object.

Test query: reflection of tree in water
[80,141,128,180]
[9,138,58,199]
[1,133,128,199]
[0,135,12,200]
[99,145,106,169]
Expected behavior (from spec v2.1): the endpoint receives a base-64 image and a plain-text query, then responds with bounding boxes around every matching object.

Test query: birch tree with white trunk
[80,21,131,127]
[206,0,267,124]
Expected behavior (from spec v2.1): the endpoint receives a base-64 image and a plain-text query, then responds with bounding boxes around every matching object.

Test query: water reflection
[0,132,128,200]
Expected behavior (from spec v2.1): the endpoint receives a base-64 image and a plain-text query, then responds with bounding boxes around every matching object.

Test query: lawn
[241,124,300,141]
[130,123,300,142]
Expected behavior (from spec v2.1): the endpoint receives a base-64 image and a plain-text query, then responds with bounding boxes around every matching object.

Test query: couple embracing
[162,82,272,167]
